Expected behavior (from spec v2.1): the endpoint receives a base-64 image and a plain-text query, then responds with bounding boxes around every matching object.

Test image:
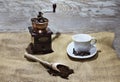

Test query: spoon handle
[24,52,51,67]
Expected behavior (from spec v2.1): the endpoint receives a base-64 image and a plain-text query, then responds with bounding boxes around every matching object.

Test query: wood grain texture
[0,32,120,82]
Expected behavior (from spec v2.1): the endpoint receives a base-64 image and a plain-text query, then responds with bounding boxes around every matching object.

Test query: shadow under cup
[72,34,97,54]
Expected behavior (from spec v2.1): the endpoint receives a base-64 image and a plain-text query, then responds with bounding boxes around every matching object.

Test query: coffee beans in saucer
[73,48,90,56]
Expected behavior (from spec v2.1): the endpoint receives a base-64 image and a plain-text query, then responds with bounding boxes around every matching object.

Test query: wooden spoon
[24,52,74,78]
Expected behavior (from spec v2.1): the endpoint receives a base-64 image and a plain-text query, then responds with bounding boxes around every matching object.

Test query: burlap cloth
[0,32,120,82]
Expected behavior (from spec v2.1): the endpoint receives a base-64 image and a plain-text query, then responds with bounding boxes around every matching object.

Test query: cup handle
[90,37,97,45]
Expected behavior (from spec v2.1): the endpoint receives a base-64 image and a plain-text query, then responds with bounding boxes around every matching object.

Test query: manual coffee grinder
[28,12,53,54]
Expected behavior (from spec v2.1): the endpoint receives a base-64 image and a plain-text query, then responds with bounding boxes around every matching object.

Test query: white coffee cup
[72,34,97,53]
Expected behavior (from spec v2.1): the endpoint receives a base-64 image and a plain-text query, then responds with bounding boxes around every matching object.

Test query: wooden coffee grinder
[28,12,53,54]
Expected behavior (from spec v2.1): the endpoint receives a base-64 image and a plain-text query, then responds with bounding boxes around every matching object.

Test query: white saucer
[67,42,97,59]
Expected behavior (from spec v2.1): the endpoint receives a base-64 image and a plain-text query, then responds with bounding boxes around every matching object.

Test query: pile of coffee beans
[57,64,74,78]
[47,64,74,79]
[73,48,90,56]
